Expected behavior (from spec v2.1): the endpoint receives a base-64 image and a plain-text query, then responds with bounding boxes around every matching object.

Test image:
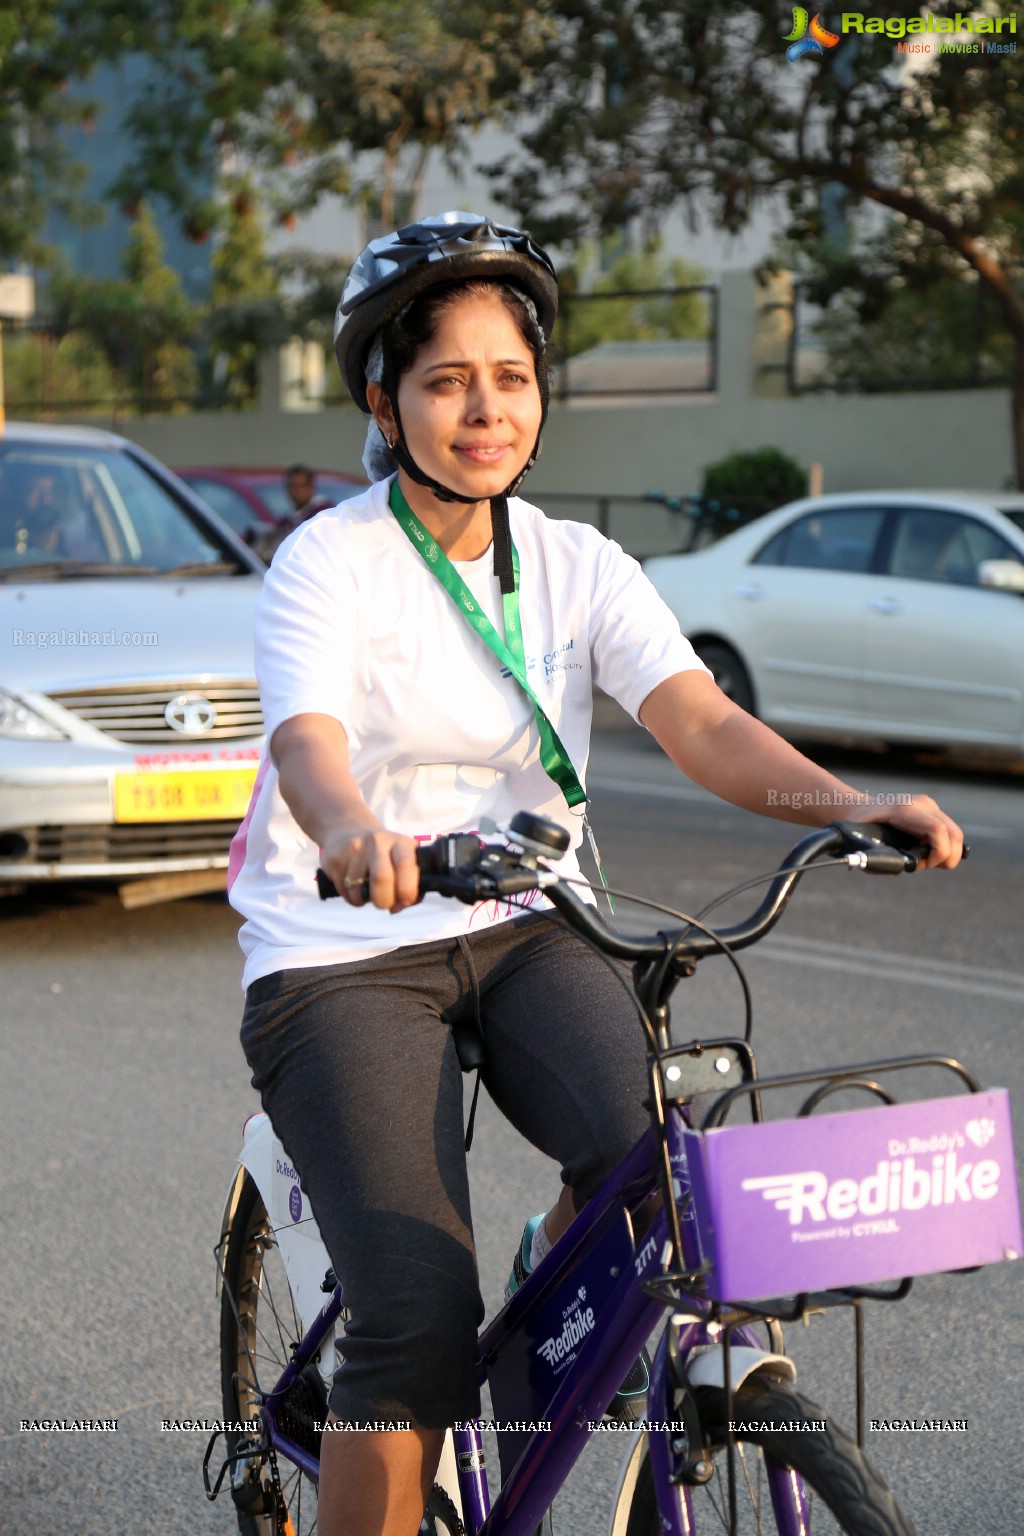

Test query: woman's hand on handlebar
[319,825,421,911]
[843,796,966,870]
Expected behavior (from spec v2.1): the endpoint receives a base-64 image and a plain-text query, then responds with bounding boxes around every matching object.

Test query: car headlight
[0,688,69,741]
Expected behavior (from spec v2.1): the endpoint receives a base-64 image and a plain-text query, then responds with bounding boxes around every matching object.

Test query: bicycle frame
[212,822,1021,1536]
[227,1103,800,1536]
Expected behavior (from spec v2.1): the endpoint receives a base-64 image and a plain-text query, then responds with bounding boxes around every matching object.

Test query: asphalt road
[1,723,1022,1535]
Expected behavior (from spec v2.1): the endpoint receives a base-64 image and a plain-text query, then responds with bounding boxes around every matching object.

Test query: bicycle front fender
[684,1343,796,1394]
[607,1323,799,1536]
[217,1110,335,1336]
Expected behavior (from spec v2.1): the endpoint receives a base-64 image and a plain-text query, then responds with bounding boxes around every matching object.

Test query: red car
[175,466,367,555]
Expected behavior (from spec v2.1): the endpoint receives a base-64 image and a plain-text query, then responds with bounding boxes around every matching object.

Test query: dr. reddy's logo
[785,9,841,62]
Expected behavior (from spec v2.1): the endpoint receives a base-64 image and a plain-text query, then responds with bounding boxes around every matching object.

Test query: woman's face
[387,289,543,504]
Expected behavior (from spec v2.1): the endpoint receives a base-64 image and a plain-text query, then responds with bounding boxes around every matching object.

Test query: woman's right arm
[271,713,420,911]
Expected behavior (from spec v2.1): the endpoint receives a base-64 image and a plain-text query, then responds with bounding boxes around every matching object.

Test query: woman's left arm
[638,670,965,869]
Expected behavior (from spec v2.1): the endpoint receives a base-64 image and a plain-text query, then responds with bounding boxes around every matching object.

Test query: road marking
[757,935,1024,1004]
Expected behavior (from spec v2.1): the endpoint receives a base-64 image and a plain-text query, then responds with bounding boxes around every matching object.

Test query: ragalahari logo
[785,8,841,61]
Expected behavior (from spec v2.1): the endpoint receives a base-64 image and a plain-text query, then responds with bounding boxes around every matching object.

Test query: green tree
[0,0,152,262]
[702,447,807,507]
[207,175,283,406]
[17,2,550,380]
[2,330,120,415]
[50,204,198,409]
[499,1,1024,484]
[106,2,550,239]
[808,264,1014,393]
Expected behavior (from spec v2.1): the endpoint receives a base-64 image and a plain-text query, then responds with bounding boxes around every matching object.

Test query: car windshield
[0,444,247,578]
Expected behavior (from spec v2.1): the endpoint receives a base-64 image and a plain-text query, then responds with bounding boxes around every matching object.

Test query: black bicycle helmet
[335,211,558,411]
[334,213,559,593]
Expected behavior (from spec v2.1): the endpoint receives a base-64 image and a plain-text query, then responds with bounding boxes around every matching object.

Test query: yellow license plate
[114,767,258,823]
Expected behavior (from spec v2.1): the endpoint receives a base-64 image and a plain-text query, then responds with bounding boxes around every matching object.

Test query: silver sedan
[644,490,1024,762]
[0,422,265,889]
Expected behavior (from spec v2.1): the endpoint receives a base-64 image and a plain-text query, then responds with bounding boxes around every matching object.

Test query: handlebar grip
[316,846,433,901]
[316,834,488,902]
[316,867,343,900]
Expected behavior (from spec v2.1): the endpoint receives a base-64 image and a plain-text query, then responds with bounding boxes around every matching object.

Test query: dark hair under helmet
[333,212,559,595]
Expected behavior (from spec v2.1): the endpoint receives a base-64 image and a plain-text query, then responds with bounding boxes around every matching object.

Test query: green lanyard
[389,481,586,809]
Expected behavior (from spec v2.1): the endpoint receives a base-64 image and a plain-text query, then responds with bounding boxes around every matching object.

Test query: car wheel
[694,641,756,715]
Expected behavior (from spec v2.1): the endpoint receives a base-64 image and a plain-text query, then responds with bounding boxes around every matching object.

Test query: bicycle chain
[266,1437,291,1536]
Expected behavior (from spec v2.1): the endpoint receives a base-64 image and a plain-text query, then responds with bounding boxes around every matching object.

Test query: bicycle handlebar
[316,818,954,971]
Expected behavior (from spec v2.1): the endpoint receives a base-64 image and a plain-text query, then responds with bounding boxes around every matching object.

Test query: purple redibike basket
[683,1087,1022,1300]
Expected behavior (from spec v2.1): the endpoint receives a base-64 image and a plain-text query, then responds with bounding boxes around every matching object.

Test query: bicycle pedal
[231,1462,274,1517]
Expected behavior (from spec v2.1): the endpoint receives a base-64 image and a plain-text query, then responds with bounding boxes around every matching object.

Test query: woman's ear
[365,381,396,442]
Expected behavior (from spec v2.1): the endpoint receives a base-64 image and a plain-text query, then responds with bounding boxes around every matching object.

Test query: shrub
[701,448,807,509]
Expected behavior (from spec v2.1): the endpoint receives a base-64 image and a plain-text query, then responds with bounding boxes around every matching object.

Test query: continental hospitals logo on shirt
[499,637,583,682]
[784,9,1018,60]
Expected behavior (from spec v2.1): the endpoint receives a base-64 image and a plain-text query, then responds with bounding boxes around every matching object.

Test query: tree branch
[790,158,1024,336]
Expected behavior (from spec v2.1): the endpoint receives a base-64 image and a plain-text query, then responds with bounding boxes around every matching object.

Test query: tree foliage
[0,0,159,262]
[702,447,807,507]
[100,1,550,240]
[496,0,1024,481]
[48,205,198,408]
[208,175,283,406]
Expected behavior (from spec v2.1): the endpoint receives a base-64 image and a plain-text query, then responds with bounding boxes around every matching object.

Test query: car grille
[48,682,264,743]
[0,821,239,865]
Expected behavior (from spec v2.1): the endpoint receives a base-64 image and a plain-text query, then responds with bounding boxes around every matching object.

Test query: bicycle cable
[694,855,852,925]
[559,854,854,1042]
[558,876,755,1041]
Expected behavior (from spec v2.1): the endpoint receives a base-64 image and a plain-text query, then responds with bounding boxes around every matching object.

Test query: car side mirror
[978,558,1024,594]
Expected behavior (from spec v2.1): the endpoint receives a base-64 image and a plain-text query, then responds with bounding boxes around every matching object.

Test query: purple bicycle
[205,815,1021,1536]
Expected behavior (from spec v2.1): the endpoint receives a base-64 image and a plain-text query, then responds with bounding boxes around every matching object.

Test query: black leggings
[240,912,649,1428]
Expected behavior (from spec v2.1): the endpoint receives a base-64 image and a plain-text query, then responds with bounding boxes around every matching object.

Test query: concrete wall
[105,271,1015,555]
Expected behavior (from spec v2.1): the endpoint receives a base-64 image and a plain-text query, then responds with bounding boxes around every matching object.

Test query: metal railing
[531,489,773,559]
[2,284,722,418]
[553,285,718,399]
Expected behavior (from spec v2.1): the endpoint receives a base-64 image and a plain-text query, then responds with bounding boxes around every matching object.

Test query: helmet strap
[490,494,515,595]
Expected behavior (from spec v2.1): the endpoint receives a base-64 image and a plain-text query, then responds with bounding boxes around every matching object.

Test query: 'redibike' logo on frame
[784,8,1018,61]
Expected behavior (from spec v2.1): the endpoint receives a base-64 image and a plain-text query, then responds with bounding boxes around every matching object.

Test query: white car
[644,490,1024,760]
[0,422,266,888]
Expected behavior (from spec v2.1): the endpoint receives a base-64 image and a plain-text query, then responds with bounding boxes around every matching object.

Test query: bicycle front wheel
[624,1379,917,1536]
[221,1169,322,1536]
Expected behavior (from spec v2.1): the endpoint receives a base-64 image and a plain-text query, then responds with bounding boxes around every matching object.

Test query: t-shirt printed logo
[500,636,581,682]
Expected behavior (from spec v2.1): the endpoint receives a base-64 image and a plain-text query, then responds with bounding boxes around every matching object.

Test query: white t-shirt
[228,477,707,987]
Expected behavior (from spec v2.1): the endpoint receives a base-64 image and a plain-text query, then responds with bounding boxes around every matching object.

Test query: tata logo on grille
[165,694,218,734]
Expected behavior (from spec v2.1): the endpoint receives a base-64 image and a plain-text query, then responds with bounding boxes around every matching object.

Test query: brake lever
[830,819,971,875]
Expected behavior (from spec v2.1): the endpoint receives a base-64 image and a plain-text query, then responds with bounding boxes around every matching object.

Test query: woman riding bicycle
[227,212,964,1536]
